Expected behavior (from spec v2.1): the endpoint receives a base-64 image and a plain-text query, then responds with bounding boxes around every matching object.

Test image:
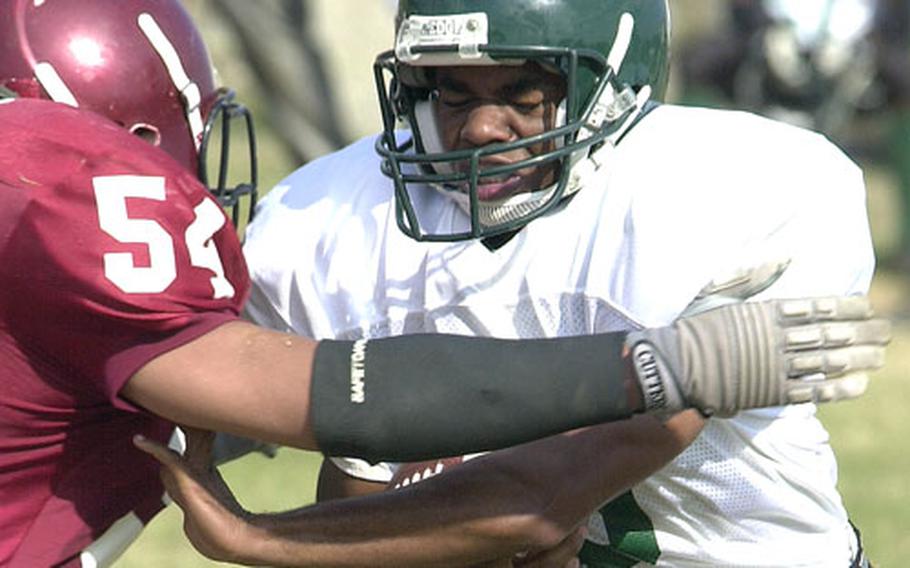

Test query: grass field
[117,447,323,567]
[117,315,910,567]
[818,323,910,566]
[816,270,910,567]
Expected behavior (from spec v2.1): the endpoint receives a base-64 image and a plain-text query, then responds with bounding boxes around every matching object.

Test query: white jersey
[243,104,874,567]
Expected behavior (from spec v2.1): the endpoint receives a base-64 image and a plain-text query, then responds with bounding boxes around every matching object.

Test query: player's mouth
[453,160,541,201]
[474,174,524,201]
[450,155,560,202]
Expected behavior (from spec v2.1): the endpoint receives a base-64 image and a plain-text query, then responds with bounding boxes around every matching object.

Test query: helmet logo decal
[33,62,78,107]
[137,13,205,151]
[396,13,489,63]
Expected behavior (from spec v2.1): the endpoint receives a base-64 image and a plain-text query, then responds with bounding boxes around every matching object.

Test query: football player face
[432,63,566,202]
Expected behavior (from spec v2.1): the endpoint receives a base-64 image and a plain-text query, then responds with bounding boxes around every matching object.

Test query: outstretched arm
[136,412,704,567]
[124,296,887,463]
[122,320,637,458]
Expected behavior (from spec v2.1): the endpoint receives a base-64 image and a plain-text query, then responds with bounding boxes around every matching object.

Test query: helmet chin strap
[566,84,651,196]
[409,11,650,230]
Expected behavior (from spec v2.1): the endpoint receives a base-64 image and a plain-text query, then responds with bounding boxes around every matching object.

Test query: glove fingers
[786,373,869,404]
[788,345,886,377]
[777,296,873,324]
[784,319,892,351]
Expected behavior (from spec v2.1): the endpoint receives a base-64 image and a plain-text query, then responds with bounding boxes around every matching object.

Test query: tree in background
[205,0,349,165]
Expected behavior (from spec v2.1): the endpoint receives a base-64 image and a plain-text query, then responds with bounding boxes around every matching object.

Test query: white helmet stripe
[607,13,635,73]
[33,62,78,107]
[137,12,205,151]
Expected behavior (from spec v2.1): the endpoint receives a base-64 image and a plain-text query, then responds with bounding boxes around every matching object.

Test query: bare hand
[133,432,250,563]
[181,427,247,514]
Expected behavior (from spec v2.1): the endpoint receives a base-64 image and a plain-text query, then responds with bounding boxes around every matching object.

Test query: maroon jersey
[0,99,249,567]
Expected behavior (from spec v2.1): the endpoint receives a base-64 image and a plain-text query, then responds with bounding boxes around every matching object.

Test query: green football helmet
[375,0,670,241]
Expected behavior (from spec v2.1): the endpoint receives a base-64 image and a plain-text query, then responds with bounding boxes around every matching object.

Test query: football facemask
[374,0,670,241]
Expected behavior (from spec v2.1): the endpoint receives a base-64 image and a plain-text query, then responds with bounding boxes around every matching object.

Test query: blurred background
[117,1,910,565]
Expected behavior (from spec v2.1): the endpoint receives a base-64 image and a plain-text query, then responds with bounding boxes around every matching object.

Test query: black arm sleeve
[310,332,635,463]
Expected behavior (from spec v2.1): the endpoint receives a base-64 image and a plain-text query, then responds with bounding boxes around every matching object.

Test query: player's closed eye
[510,98,547,116]
[436,91,473,109]
[436,92,546,117]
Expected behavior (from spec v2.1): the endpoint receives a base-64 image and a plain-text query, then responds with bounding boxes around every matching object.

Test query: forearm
[230,413,704,567]
[311,295,890,461]
[530,411,704,531]
[127,322,642,461]
[240,470,545,567]
[311,333,641,463]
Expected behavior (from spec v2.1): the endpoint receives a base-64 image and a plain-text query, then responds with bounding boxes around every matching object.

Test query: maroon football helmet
[0,0,257,224]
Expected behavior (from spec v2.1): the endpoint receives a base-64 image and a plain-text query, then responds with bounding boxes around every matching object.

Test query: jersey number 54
[93,175,235,298]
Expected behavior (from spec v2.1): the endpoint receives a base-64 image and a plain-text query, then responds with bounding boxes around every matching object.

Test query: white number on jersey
[186,198,235,299]
[93,175,234,298]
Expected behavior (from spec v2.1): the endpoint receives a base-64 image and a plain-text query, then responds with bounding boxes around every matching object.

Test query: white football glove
[627,295,891,417]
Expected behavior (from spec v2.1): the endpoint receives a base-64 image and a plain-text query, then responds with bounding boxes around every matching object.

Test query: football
[387,453,486,490]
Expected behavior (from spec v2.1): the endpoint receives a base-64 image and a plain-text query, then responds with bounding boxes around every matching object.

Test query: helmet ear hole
[129,124,162,147]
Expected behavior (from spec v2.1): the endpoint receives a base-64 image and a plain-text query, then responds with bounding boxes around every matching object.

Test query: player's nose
[460,103,516,147]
